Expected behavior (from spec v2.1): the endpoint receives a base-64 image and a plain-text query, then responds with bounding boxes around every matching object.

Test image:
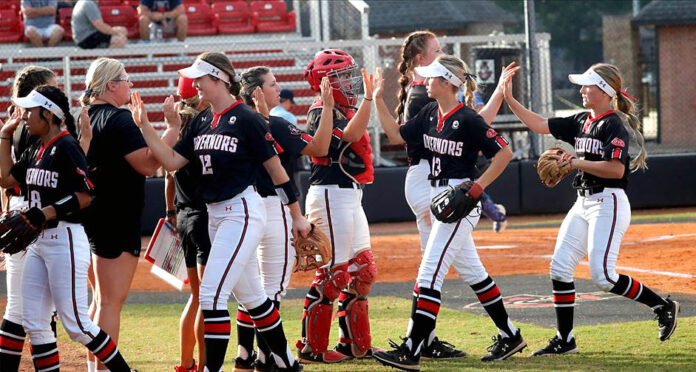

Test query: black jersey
[548,110,630,190]
[11,131,92,223]
[85,104,148,217]
[173,160,204,210]
[8,124,39,197]
[255,116,310,197]
[403,82,434,165]
[399,101,508,180]
[173,101,278,203]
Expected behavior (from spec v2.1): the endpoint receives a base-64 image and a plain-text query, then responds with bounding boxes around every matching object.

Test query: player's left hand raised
[373,67,385,100]
[362,68,374,102]
[291,214,312,239]
[252,87,270,118]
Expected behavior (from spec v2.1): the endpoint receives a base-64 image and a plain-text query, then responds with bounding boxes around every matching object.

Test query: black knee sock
[256,301,280,363]
[202,309,231,372]
[552,280,575,342]
[471,276,517,338]
[236,306,255,360]
[407,287,440,358]
[249,299,294,369]
[610,274,668,308]
[336,290,356,350]
[85,329,131,372]
[31,342,59,372]
[406,282,419,338]
[0,319,26,371]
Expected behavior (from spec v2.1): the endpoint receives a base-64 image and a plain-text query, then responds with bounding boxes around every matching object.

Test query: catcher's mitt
[0,208,45,255]
[293,224,332,272]
[431,180,483,223]
[537,147,575,187]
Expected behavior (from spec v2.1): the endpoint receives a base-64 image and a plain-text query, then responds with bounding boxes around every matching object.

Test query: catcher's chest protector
[308,101,374,184]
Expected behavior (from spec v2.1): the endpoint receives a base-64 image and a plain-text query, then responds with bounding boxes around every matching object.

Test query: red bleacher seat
[184,3,217,36]
[58,8,73,41]
[8,0,21,11]
[212,2,254,35]
[100,5,139,38]
[0,9,22,43]
[182,0,205,4]
[250,0,296,33]
[100,0,128,6]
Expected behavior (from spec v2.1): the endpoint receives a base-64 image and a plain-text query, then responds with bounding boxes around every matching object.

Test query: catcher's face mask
[327,64,363,107]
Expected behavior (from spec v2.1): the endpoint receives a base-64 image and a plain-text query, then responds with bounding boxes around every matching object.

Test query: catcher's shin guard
[299,264,350,354]
[349,250,377,296]
[337,291,372,357]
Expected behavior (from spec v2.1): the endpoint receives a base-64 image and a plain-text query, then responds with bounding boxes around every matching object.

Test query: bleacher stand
[251,0,296,33]
[212,2,255,35]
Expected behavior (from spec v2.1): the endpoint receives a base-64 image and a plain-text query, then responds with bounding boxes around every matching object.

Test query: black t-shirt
[85,104,148,220]
[255,116,310,197]
[9,124,38,197]
[173,160,204,210]
[403,83,434,165]
[173,101,278,203]
[399,101,509,180]
[11,131,92,223]
[548,111,630,190]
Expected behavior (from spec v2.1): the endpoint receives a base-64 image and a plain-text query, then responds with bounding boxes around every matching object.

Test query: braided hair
[395,30,437,121]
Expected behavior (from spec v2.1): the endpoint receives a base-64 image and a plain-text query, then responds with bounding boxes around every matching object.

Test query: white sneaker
[493,204,507,233]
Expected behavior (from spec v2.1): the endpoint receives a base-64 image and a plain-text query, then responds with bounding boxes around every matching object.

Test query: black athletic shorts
[177,206,211,268]
[78,31,111,49]
[84,213,142,259]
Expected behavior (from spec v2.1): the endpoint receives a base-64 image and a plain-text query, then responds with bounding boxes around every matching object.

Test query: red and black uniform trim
[470,276,516,337]
[248,299,294,368]
[0,318,26,368]
[236,306,254,329]
[31,342,59,372]
[551,279,576,342]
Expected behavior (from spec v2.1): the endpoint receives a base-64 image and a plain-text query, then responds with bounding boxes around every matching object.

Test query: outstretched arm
[341,69,374,142]
[373,67,405,145]
[478,62,520,125]
[503,76,550,134]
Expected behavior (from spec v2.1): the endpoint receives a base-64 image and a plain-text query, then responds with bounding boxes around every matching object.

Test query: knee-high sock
[0,319,25,371]
[610,274,668,308]
[471,276,517,338]
[552,280,575,342]
[31,342,59,372]
[336,289,355,349]
[406,282,419,338]
[406,287,441,358]
[202,309,231,372]
[236,306,255,360]
[255,301,280,364]
[249,299,295,369]
[85,329,131,372]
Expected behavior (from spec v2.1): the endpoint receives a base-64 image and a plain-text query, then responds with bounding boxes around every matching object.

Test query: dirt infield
[129,220,696,295]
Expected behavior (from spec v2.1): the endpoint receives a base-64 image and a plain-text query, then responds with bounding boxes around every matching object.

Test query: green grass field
[56,297,696,371]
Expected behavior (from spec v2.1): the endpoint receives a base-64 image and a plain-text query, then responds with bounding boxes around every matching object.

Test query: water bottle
[156,25,163,41]
[149,22,163,42]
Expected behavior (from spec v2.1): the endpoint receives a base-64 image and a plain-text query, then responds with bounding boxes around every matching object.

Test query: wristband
[166,209,177,217]
[467,182,483,199]
[24,207,47,228]
[275,181,298,205]
[364,97,373,101]
[52,193,82,220]
[0,137,11,141]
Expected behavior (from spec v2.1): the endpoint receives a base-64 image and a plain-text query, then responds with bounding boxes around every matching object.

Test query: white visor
[12,90,65,120]
[415,60,463,88]
[178,58,230,84]
[568,69,616,97]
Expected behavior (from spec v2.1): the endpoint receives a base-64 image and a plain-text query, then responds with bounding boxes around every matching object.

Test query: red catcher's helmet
[304,49,363,108]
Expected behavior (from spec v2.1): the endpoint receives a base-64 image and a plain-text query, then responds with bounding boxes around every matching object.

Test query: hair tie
[620,89,637,100]
[232,75,242,83]
[464,73,476,81]
[84,89,93,97]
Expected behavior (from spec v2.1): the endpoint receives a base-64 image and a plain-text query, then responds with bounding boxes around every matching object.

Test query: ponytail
[395,31,437,121]
[615,92,647,171]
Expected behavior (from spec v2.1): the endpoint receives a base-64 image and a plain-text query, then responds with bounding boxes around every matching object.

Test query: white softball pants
[257,195,294,302]
[405,159,432,253]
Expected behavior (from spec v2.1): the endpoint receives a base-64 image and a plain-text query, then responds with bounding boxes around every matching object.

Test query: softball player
[163,76,210,372]
[233,67,334,371]
[396,32,519,360]
[372,55,525,371]
[0,85,134,372]
[133,52,310,372]
[503,63,679,355]
[0,66,60,371]
[296,49,378,364]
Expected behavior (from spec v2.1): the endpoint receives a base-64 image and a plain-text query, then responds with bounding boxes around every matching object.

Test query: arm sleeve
[246,114,278,163]
[270,118,309,156]
[60,142,93,194]
[399,102,432,144]
[601,118,630,162]
[9,148,31,188]
[548,113,582,145]
[467,113,509,159]
[112,111,147,157]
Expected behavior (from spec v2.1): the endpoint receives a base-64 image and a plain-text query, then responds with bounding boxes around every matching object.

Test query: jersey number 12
[199,154,213,175]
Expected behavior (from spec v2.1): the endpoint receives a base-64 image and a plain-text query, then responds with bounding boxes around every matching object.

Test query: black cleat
[421,337,467,360]
[234,351,257,371]
[372,339,420,371]
[253,357,274,372]
[654,297,680,341]
[275,361,303,372]
[532,335,579,356]
[481,329,527,362]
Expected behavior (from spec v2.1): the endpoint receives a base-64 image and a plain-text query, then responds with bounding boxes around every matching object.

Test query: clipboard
[144,218,189,291]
